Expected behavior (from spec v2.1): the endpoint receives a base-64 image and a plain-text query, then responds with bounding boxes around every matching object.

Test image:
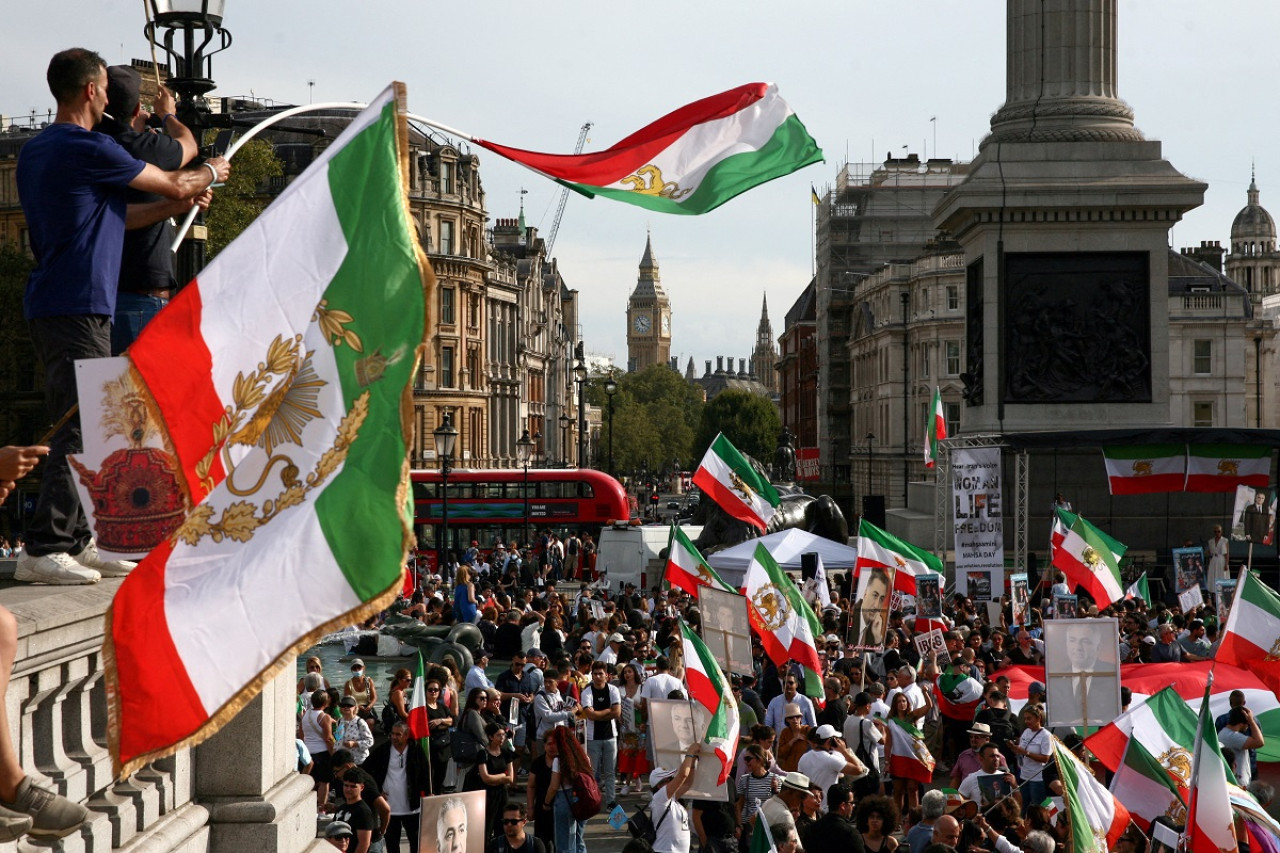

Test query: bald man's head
[932,815,960,847]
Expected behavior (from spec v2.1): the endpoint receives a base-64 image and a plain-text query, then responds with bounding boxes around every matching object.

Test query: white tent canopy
[707,528,859,588]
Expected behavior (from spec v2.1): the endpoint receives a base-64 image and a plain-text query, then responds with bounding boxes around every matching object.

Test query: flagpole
[677,617,706,757]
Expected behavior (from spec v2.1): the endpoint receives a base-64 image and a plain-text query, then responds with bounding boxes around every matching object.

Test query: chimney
[716,357,724,374]
[705,360,712,377]
[738,358,747,376]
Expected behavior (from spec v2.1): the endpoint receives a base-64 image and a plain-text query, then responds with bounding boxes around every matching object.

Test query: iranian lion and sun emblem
[751,582,788,632]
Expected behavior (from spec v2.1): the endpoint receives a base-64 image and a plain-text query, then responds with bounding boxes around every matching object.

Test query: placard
[985,600,1003,627]
[418,789,485,853]
[952,447,1004,597]
[647,699,728,801]
[1233,485,1276,545]
[853,567,895,651]
[1216,579,1237,626]
[1010,573,1030,627]
[696,585,753,676]
[1053,594,1078,619]
[966,570,993,602]
[1178,583,1203,613]
[916,575,942,619]
[1043,618,1121,728]
[913,627,949,665]
[1172,547,1205,595]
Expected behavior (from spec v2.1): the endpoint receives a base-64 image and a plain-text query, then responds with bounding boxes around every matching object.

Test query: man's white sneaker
[13,552,100,585]
[72,540,136,578]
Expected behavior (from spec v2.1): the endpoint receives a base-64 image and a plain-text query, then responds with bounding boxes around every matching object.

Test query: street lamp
[433,412,457,578]
[573,356,588,468]
[559,414,572,468]
[516,428,534,550]
[603,371,617,477]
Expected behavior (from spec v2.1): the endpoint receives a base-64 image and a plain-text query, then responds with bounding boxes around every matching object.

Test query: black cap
[106,65,141,117]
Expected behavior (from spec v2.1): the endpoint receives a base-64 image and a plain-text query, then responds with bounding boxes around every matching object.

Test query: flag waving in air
[1124,572,1150,606]
[1217,568,1280,695]
[855,518,943,595]
[679,622,741,785]
[742,543,824,701]
[665,524,736,596]
[1184,678,1240,853]
[924,386,945,468]
[406,651,430,742]
[474,83,823,215]
[105,84,427,777]
[694,433,780,531]
[1053,735,1130,853]
[1051,508,1125,609]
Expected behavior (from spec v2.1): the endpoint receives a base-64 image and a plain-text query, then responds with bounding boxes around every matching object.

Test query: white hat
[608,633,625,644]
[813,724,839,740]
[780,771,811,793]
[649,767,678,788]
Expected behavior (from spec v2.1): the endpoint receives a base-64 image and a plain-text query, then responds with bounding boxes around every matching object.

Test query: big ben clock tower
[626,234,672,371]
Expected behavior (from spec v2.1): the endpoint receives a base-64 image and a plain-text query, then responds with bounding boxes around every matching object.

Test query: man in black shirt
[801,785,864,853]
[333,769,377,853]
[330,751,389,843]
[487,804,544,853]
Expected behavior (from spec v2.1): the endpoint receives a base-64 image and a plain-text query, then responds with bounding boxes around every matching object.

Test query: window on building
[440,346,455,388]
[469,293,481,328]
[1193,401,1213,427]
[944,401,961,437]
[1193,339,1212,375]
[920,344,930,378]
[946,285,960,310]
[945,340,961,376]
[439,220,455,255]
[441,287,455,324]
[440,161,454,195]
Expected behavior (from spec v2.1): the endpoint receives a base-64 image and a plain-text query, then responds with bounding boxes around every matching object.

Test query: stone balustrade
[0,571,323,853]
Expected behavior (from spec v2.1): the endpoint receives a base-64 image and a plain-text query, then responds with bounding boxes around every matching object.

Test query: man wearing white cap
[648,744,702,853]
[597,632,623,665]
[796,725,867,813]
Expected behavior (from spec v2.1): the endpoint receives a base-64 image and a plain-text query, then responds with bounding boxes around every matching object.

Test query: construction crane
[544,121,592,258]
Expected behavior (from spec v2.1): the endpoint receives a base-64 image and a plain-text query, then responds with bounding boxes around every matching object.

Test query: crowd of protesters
[296,540,1273,853]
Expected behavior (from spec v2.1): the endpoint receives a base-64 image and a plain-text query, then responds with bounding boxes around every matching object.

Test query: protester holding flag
[649,743,702,853]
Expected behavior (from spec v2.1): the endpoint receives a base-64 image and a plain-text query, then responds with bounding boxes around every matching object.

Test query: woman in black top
[527,731,558,852]
[465,722,515,842]
[423,677,454,795]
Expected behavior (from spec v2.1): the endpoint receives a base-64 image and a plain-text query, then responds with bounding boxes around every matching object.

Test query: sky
[6,2,1280,370]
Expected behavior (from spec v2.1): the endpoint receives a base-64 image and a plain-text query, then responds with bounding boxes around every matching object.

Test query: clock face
[661,313,670,334]
[633,314,651,334]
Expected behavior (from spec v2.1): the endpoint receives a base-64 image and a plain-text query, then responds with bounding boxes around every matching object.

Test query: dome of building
[1231,171,1276,252]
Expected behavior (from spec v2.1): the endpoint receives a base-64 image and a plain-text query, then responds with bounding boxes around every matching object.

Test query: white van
[596,522,703,593]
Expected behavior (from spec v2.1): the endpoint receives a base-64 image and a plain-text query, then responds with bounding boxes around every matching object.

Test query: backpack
[851,717,881,798]
[451,728,485,765]
[568,768,603,820]
[381,702,399,735]
[981,707,1018,747]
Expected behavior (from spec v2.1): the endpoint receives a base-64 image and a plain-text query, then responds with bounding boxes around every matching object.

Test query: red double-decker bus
[410,468,630,559]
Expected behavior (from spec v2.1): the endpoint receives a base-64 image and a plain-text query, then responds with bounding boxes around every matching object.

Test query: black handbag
[628,800,672,845]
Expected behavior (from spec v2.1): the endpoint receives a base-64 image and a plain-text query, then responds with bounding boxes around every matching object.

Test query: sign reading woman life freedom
[951,447,1004,598]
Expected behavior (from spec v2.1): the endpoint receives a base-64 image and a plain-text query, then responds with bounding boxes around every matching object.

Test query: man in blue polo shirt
[15,47,229,585]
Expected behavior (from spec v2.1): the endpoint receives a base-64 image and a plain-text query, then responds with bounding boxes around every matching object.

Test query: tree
[583,363,704,475]
[203,138,284,258]
[694,389,780,465]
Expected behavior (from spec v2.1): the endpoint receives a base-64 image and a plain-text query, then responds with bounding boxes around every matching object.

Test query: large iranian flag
[106,84,426,777]
[1053,736,1130,853]
[1217,568,1280,676]
[474,83,822,215]
[1185,444,1271,493]
[693,433,780,531]
[665,523,736,596]
[924,386,945,469]
[885,717,934,784]
[855,518,943,595]
[1102,445,1185,495]
[680,622,740,785]
[1050,508,1125,608]
[1184,680,1240,853]
[742,543,823,700]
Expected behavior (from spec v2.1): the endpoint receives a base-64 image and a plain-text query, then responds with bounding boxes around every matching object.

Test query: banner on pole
[952,447,1004,597]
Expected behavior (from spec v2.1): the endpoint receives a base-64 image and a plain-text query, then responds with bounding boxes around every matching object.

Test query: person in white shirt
[597,633,623,665]
[796,725,867,812]
[649,745,701,853]
[958,742,1018,807]
[1218,707,1266,786]
[577,662,622,807]
[763,673,817,731]
[464,650,493,695]
[842,692,884,774]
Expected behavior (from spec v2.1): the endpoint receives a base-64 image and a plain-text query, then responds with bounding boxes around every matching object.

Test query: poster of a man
[916,574,942,619]
[418,790,484,853]
[1053,594,1078,619]
[1043,618,1120,728]
[1172,547,1206,595]
[1240,487,1276,544]
[647,699,726,801]
[853,567,894,650]
[1010,573,1030,627]
[697,585,753,676]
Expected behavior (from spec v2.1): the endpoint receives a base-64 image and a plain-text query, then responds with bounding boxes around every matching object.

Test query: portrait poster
[1053,594,1078,619]
[1178,583,1203,614]
[588,599,606,621]
[915,575,942,619]
[952,447,1004,597]
[696,586,753,676]
[1233,485,1277,545]
[1043,618,1121,728]
[647,699,727,801]
[71,356,189,560]
[1010,573,1030,627]
[976,773,1014,808]
[1216,579,1237,626]
[418,789,485,853]
[853,566,895,651]
[966,571,993,602]
[1172,547,1206,594]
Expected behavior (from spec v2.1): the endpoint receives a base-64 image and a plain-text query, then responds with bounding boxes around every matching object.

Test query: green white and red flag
[1217,568,1280,691]
[1053,735,1130,853]
[406,650,430,742]
[105,84,425,777]
[749,810,776,853]
[665,523,736,596]
[924,386,945,469]
[474,83,823,216]
[679,621,740,785]
[1185,444,1272,493]
[1102,445,1185,495]
[885,717,934,784]
[854,518,943,595]
[742,543,824,701]
[1112,731,1186,831]
[693,433,780,531]
[1124,571,1150,606]
[1050,508,1125,609]
[1184,678,1241,853]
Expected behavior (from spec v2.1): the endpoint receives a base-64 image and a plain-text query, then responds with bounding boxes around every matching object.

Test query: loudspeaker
[800,551,819,581]
[862,495,886,529]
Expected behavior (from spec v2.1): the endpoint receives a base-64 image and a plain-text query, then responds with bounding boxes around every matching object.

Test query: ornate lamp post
[558,414,572,468]
[603,371,617,477]
[433,412,457,577]
[573,356,588,468]
[516,428,535,548]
